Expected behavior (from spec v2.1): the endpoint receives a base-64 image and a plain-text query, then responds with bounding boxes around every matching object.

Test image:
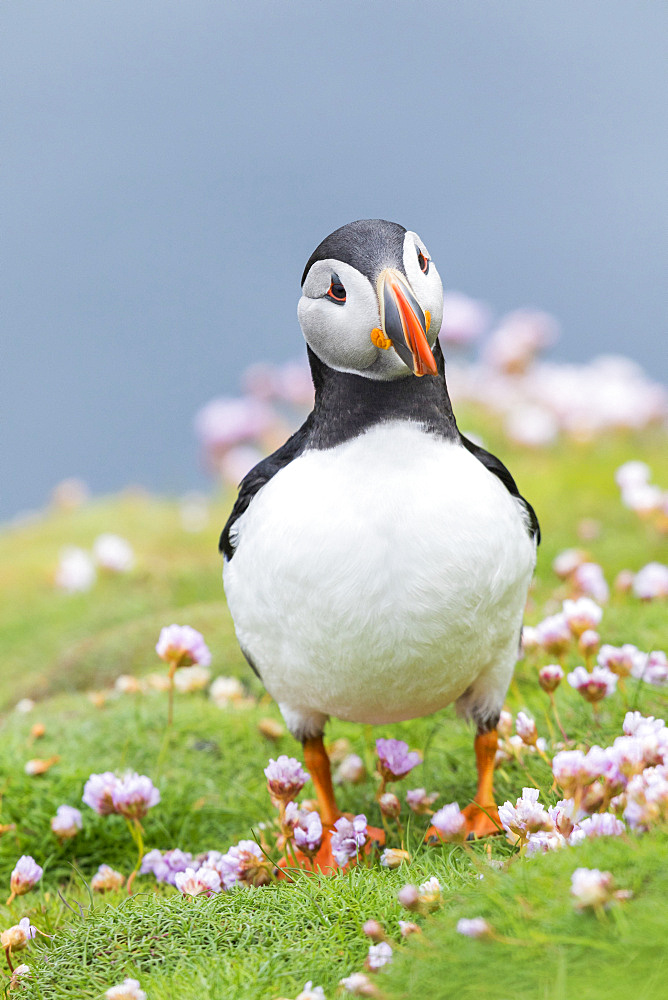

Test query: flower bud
[378,792,401,818]
[538,664,564,693]
[380,848,410,869]
[362,919,385,942]
[397,884,420,911]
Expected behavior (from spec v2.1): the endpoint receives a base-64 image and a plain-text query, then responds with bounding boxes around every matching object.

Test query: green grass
[0,421,666,999]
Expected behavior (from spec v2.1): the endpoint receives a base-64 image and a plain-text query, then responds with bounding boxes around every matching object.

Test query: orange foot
[425,803,502,843]
[277,822,385,878]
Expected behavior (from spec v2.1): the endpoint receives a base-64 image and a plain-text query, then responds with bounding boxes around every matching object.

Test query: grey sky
[2,1,667,520]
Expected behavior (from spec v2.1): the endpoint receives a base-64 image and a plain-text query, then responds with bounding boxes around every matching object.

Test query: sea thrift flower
[570,868,615,910]
[552,750,596,796]
[398,920,421,937]
[339,972,378,996]
[635,650,668,686]
[439,291,490,345]
[296,983,326,1000]
[579,813,625,838]
[567,665,617,703]
[578,629,600,657]
[525,830,568,856]
[219,840,270,888]
[456,917,492,938]
[375,738,421,781]
[406,788,439,814]
[418,876,442,910]
[615,460,651,491]
[366,941,392,970]
[632,562,668,600]
[516,712,538,746]
[549,799,580,838]
[155,624,211,667]
[335,753,366,784]
[539,664,564,692]
[598,644,646,679]
[397,884,420,910]
[174,866,221,896]
[91,864,125,892]
[562,598,603,637]
[293,810,324,857]
[552,548,588,579]
[535,613,572,656]
[140,849,194,885]
[498,788,552,844]
[624,767,668,830]
[209,675,245,707]
[1,918,36,952]
[51,805,82,840]
[380,848,410,868]
[93,534,135,572]
[9,856,43,898]
[431,802,467,842]
[82,771,119,815]
[572,562,609,603]
[173,664,211,692]
[378,792,401,818]
[363,919,385,942]
[615,569,636,593]
[264,756,309,803]
[111,772,161,820]
[105,979,147,1000]
[24,756,59,776]
[521,626,540,653]
[497,709,513,739]
[331,815,367,866]
[55,546,96,592]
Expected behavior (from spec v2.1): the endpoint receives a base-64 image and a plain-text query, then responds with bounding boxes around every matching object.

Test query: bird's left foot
[425,802,502,843]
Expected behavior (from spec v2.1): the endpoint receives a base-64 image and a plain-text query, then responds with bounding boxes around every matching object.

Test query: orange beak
[377,268,438,377]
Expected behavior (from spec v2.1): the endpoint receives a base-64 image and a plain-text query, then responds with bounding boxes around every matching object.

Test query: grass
[0,416,666,998]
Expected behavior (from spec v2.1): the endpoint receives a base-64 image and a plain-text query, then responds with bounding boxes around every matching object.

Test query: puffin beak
[377,268,438,377]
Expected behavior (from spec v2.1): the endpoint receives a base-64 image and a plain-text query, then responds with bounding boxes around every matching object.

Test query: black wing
[459,433,540,544]
[219,417,312,560]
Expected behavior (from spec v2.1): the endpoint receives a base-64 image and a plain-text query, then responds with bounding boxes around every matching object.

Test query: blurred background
[2,0,667,522]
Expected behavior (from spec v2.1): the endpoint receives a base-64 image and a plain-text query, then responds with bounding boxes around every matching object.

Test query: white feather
[223,422,535,737]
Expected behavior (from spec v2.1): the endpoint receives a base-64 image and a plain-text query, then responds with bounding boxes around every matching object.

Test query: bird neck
[305,341,459,450]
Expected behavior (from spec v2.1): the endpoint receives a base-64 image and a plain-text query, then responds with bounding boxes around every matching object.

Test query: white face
[298,230,444,380]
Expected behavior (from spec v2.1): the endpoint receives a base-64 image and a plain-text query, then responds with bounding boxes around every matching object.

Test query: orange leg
[303,735,340,827]
[461,729,502,838]
[426,728,502,842]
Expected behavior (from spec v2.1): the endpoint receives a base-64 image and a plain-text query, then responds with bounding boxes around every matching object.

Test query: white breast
[223,422,535,734]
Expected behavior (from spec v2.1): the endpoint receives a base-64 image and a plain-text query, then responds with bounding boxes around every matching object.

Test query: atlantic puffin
[220,219,539,839]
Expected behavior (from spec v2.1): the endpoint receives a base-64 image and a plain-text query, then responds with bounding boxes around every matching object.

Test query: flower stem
[549,692,568,742]
[125,817,145,895]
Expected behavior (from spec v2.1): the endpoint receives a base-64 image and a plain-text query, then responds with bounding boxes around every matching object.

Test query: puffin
[220,219,539,840]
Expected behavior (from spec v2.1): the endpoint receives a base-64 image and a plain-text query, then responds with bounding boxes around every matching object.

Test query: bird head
[298,219,444,380]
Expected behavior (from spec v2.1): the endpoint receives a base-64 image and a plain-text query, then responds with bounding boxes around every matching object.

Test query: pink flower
[439,291,490,346]
[366,941,393,970]
[93,534,135,572]
[578,630,600,656]
[375,739,421,781]
[548,799,579,838]
[105,978,147,1000]
[456,917,492,938]
[539,664,564,693]
[174,866,221,896]
[0,918,36,952]
[525,830,567,856]
[535,614,572,656]
[397,884,420,910]
[632,563,668,600]
[406,788,439,814]
[521,626,540,653]
[633,650,668,686]
[378,792,401,818]
[91,865,125,892]
[193,396,275,452]
[497,709,513,738]
[140,849,194,885]
[624,767,668,830]
[296,983,326,1000]
[331,815,367,866]
[418,876,442,909]
[293,810,324,856]
[570,868,615,909]
[552,548,588,580]
[567,665,617,703]
[598,644,646,678]
[515,712,538,746]
[155,624,211,668]
[219,840,270,888]
[55,546,96,592]
[498,788,552,844]
[51,805,82,840]
[111,773,160,820]
[264,756,309,803]
[615,461,651,492]
[482,309,558,374]
[10,856,43,897]
[572,562,609,603]
[431,802,467,843]
[562,598,603,637]
[335,753,366,784]
[578,813,625,838]
[339,972,378,996]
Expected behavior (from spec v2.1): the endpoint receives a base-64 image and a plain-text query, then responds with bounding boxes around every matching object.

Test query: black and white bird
[220,219,539,840]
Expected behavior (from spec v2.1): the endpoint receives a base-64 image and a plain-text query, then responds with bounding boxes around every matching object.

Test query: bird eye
[417,248,430,275]
[326,272,346,304]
